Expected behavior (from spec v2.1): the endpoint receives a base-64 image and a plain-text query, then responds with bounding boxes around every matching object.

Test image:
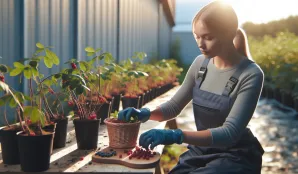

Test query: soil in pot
[0,125,22,164]
[121,96,140,109]
[17,131,54,172]
[73,118,100,150]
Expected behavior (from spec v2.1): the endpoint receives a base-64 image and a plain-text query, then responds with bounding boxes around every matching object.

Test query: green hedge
[248,31,298,98]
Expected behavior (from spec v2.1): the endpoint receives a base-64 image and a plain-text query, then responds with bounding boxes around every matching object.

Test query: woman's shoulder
[241,60,264,80]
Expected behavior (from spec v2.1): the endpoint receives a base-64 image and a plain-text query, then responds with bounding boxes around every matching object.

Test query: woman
[118,1,264,173]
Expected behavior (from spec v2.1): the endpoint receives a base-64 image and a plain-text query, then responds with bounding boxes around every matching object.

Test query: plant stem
[4,105,10,127]
[17,107,25,132]
[29,78,33,107]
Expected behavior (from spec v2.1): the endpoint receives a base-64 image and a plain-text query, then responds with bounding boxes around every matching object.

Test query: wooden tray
[92,146,160,169]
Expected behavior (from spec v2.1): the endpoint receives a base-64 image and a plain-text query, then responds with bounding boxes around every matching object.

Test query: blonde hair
[233,28,253,60]
[192,1,238,40]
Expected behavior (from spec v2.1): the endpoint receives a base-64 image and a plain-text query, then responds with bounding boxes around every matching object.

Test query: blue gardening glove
[118,107,151,123]
[139,129,184,150]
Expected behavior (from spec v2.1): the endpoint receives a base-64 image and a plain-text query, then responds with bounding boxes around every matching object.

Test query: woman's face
[193,19,224,58]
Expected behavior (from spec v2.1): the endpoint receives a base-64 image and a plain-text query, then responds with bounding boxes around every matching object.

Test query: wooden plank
[0,86,180,173]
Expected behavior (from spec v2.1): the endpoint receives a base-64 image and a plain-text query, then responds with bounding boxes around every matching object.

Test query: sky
[174,0,298,31]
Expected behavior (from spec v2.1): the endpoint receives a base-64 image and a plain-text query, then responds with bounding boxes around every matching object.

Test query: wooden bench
[0,86,180,173]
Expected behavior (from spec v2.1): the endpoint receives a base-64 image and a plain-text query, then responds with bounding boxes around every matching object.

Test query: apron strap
[197,58,210,88]
[222,59,254,96]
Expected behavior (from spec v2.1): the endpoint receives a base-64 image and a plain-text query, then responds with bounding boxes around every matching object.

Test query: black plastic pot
[121,96,140,109]
[94,102,112,124]
[281,91,294,108]
[73,118,100,150]
[53,117,68,148]
[0,126,21,164]
[17,131,54,172]
[138,93,145,109]
[111,94,121,113]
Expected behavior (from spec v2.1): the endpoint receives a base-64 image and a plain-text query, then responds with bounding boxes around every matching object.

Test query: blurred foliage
[243,15,298,37]
[160,144,188,173]
[249,31,298,98]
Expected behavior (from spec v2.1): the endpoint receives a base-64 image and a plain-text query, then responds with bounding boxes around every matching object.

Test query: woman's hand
[118,107,151,123]
[139,129,184,149]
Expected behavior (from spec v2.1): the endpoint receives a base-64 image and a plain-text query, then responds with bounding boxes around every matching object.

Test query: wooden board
[92,146,160,169]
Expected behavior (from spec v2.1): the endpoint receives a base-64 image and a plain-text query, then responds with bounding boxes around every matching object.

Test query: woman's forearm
[182,129,213,146]
[148,106,167,122]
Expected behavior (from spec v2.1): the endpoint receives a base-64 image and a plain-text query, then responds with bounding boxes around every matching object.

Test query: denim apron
[170,58,264,174]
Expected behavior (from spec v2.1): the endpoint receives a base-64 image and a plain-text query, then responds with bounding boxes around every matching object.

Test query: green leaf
[79,61,90,72]
[85,47,95,53]
[14,62,25,68]
[31,67,39,76]
[95,48,102,52]
[24,68,33,79]
[128,71,138,77]
[10,68,23,76]
[54,73,61,79]
[0,95,12,107]
[44,56,53,68]
[45,49,60,65]
[39,73,44,79]
[103,53,113,63]
[9,97,17,108]
[36,43,45,49]
[87,52,95,57]
[0,64,8,73]
[24,95,31,101]
[0,81,23,111]
[43,79,53,86]
[75,85,84,95]
[137,71,149,77]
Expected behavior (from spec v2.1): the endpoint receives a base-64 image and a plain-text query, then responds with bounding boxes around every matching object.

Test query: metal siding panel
[77,0,86,60]
[159,6,172,59]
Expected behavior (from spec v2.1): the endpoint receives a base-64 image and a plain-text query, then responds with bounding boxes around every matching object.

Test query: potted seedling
[0,64,25,165]
[120,52,149,109]
[59,46,115,149]
[8,42,60,172]
[104,111,141,149]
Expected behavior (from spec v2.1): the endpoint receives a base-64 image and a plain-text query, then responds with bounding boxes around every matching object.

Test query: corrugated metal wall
[77,0,117,61]
[0,0,173,124]
[119,0,159,62]
[159,2,172,59]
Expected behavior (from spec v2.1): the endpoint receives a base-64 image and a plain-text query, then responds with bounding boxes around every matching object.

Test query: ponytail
[233,28,253,60]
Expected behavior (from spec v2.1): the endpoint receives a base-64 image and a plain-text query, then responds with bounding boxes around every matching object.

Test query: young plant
[57,46,116,120]
[0,64,24,129]
[8,42,60,135]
